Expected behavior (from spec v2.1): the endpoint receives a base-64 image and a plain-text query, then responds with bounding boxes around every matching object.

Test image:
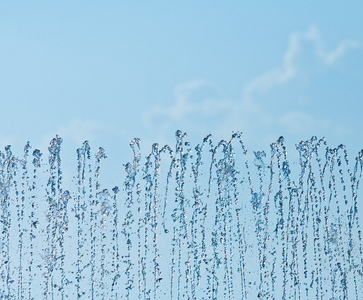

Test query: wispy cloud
[304,26,359,65]
[144,79,207,127]
[143,27,359,146]
[143,79,233,145]
[242,26,358,107]
[242,32,299,106]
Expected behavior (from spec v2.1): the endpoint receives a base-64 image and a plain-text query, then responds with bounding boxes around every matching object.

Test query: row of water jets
[0,131,362,299]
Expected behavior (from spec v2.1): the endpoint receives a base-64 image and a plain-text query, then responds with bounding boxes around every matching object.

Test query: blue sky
[1,1,363,168]
[1,4,363,297]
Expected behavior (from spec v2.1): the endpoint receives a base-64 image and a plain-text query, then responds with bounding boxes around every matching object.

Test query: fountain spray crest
[0,132,362,299]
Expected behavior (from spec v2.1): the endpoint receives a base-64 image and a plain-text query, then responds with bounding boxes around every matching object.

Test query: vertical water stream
[0,131,362,299]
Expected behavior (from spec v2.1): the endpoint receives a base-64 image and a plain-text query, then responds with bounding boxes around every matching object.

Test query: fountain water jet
[0,131,362,299]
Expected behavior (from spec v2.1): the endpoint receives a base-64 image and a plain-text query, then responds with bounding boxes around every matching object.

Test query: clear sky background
[1,4,363,298]
[1,1,363,178]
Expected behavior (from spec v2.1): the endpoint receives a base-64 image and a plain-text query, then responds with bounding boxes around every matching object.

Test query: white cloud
[143,79,233,144]
[144,79,207,126]
[242,26,358,106]
[304,26,359,65]
[142,27,359,146]
[242,32,298,106]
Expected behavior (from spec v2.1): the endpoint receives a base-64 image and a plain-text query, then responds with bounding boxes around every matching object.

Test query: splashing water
[0,132,362,299]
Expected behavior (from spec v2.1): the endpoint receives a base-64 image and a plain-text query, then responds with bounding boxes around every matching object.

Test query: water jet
[0,131,362,299]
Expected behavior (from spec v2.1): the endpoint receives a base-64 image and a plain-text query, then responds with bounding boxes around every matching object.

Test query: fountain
[0,131,362,299]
